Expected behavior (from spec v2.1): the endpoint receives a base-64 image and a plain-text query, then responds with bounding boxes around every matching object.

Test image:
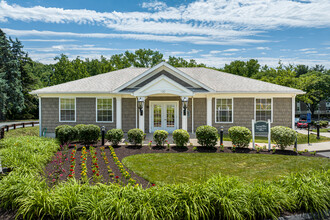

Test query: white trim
[96,97,114,123]
[133,75,194,97]
[138,97,145,132]
[116,97,122,129]
[149,101,179,133]
[59,97,77,122]
[181,97,188,131]
[254,97,273,123]
[214,98,234,124]
[39,97,42,136]
[292,95,296,129]
[192,97,194,133]
[135,97,138,129]
[114,62,214,93]
[207,96,212,126]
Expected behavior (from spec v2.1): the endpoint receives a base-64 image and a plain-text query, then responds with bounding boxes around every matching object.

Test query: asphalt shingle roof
[31,66,303,94]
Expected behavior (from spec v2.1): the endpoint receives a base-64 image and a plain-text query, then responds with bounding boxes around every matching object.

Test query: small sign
[255,121,268,135]
[307,113,311,123]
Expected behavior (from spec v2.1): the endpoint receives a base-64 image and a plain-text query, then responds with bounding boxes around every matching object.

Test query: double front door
[150,101,178,133]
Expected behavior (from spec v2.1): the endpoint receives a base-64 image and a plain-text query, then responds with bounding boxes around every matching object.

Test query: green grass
[123,153,330,185]
[223,133,330,144]
[3,126,39,139]
[312,128,329,133]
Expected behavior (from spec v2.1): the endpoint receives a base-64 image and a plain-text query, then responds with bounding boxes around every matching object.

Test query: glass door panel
[166,104,175,127]
[153,104,162,128]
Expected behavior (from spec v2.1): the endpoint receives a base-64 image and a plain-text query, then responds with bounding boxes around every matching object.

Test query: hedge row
[0,136,329,219]
[56,124,297,148]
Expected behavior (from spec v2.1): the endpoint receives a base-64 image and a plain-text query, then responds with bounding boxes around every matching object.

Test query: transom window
[97,98,113,122]
[60,98,75,122]
[215,98,233,123]
[256,98,272,121]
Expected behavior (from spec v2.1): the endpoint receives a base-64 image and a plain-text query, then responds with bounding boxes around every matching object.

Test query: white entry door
[150,102,178,133]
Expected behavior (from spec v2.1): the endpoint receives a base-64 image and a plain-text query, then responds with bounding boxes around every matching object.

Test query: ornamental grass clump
[173,129,190,147]
[153,130,168,146]
[127,128,144,146]
[271,126,296,150]
[228,126,251,148]
[196,125,218,147]
[106,129,124,146]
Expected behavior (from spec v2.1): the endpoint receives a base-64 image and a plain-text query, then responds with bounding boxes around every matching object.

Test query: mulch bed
[43,141,324,188]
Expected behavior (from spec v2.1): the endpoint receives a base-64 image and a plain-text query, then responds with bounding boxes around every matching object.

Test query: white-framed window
[255,98,272,122]
[59,98,76,122]
[215,98,233,123]
[96,98,113,122]
[296,102,301,112]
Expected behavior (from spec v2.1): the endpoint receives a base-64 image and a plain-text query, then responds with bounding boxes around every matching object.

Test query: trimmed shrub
[106,129,124,146]
[153,130,168,146]
[318,121,328,128]
[55,125,77,145]
[271,126,296,150]
[173,129,190,147]
[75,124,86,141]
[127,128,144,146]
[228,126,252,148]
[196,125,218,147]
[76,124,100,144]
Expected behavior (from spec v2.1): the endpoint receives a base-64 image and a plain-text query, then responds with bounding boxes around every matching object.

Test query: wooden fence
[0,121,39,140]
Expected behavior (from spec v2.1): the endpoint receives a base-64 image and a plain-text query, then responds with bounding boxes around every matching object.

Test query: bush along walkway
[45,145,142,186]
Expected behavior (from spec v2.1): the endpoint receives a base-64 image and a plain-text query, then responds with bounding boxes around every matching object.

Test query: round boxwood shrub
[196,125,218,147]
[106,129,124,146]
[77,124,100,144]
[271,126,296,150]
[173,129,190,147]
[228,126,252,148]
[55,125,78,145]
[153,130,168,146]
[75,124,86,142]
[127,128,144,146]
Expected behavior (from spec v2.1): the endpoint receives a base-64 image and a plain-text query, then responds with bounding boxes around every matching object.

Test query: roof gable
[133,75,194,96]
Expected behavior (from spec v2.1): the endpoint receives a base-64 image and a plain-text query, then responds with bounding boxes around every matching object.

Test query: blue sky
[1,0,330,68]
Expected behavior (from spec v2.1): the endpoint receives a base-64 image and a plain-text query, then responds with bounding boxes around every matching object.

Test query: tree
[295,65,309,77]
[222,59,260,77]
[0,29,24,120]
[297,71,330,118]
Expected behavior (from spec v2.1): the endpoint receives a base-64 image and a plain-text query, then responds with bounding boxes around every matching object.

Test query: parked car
[297,120,308,128]
[295,118,300,125]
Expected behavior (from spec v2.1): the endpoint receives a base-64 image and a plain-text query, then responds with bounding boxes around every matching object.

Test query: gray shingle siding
[122,98,136,132]
[193,98,207,131]
[41,97,116,134]
[273,98,292,128]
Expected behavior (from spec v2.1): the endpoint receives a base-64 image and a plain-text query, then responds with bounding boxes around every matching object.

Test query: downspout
[39,97,42,137]
[192,97,194,133]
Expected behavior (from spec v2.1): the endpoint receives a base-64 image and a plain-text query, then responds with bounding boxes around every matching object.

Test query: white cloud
[1,0,330,46]
[298,48,315,51]
[256,47,270,50]
[22,39,77,42]
[3,28,268,45]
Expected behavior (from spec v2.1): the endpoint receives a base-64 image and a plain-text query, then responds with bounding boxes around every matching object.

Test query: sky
[1,0,330,68]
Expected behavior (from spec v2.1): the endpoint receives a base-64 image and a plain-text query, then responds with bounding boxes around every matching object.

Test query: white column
[207,96,212,126]
[292,95,296,129]
[181,97,188,131]
[39,97,42,137]
[116,96,122,129]
[138,97,145,132]
[192,97,194,133]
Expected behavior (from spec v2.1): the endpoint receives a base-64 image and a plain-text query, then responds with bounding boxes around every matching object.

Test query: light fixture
[182,97,188,116]
[137,97,145,116]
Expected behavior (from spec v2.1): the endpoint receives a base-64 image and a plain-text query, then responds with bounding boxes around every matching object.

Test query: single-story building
[31,62,304,137]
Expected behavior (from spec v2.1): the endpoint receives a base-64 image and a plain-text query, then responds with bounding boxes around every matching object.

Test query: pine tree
[0,29,24,120]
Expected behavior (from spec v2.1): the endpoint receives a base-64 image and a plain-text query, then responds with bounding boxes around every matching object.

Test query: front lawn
[3,126,39,139]
[312,128,329,133]
[123,153,330,185]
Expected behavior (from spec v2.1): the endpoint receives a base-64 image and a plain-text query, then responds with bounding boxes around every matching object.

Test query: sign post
[253,120,271,150]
